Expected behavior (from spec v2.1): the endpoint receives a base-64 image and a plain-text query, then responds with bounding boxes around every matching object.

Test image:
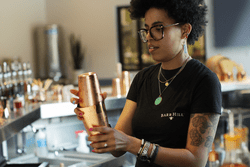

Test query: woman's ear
[181,23,192,39]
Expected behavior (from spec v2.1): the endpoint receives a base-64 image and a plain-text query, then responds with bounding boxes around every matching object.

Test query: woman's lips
[148,45,159,53]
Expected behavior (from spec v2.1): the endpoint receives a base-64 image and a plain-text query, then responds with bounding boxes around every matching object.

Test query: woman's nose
[146,31,153,41]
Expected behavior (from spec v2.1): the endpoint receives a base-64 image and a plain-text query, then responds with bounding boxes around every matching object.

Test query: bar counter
[0,96,126,143]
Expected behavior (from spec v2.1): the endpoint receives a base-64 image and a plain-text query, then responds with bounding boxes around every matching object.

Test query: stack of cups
[78,72,109,136]
[112,78,122,97]
[112,71,131,97]
[121,71,131,96]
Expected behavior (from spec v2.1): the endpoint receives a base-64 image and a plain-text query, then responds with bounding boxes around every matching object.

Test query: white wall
[205,0,250,73]
[47,0,250,79]
[0,0,46,75]
[46,0,131,80]
[1,0,250,80]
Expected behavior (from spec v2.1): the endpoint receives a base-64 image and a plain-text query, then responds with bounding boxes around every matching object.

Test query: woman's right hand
[69,89,108,121]
[70,89,83,121]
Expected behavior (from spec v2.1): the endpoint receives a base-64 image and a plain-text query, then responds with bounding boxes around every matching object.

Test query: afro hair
[128,0,208,45]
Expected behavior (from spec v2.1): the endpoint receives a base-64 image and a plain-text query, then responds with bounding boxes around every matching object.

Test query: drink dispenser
[34,24,65,82]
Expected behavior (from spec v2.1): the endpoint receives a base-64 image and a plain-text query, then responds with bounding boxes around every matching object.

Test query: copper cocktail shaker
[78,72,109,135]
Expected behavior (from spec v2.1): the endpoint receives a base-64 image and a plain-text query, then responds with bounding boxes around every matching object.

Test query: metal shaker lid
[78,72,103,107]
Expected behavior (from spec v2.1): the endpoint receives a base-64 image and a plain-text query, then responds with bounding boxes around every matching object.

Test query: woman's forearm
[110,135,142,158]
[153,147,207,167]
[109,133,205,167]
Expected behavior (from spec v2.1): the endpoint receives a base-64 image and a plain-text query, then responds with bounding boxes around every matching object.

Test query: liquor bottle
[23,62,28,93]
[11,62,22,111]
[17,62,25,106]
[6,64,14,111]
[26,62,33,84]
[2,62,9,99]
[1,63,11,117]
[23,62,33,105]
[11,62,18,98]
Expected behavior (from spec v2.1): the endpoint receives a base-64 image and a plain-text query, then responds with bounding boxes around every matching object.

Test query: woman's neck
[161,47,190,70]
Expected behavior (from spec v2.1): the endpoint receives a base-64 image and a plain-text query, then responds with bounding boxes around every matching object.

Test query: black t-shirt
[127,59,222,167]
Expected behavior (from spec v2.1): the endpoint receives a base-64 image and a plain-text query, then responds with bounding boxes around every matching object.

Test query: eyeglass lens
[139,26,163,42]
[139,30,148,42]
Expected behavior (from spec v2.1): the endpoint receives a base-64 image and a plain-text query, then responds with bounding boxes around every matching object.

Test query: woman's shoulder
[188,59,217,76]
[187,59,220,85]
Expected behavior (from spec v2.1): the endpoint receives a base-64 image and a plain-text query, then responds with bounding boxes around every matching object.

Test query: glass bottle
[0,65,4,117]
[2,63,12,108]
[26,62,33,85]
[17,62,25,107]
[11,62,19,100]
[24,62,33,104]
[1,63,11,118]
[23,62,28,93]
[6,64,14,111]
[2,62,9,100]
[234,110,250,166]
[209,143,220,167]
[221,111,249,167]
[215,134,226,166]
[221,133,248,167]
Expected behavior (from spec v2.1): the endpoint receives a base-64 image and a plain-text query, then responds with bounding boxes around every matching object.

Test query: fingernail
[79,113,83,115]
[72,100,75,104]
[89,128,93,131]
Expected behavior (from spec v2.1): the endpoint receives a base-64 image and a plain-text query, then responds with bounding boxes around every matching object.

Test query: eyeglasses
[138,23,179,43]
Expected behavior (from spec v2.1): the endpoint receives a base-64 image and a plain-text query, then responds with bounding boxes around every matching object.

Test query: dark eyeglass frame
[138,23,180,43]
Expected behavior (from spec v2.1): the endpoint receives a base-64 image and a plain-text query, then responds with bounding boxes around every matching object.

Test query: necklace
[154,56,191,105]
[158,66,179,86]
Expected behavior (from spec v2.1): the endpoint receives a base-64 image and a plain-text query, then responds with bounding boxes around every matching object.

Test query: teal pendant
[154,96,162,105]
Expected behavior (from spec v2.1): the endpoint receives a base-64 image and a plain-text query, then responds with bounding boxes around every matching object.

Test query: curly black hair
[128,0,208,45]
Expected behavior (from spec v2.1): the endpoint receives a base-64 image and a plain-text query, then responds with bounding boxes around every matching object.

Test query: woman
[70,0,222,166]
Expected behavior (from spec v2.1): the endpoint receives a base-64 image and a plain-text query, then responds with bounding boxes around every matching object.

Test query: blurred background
[0,0,250,82]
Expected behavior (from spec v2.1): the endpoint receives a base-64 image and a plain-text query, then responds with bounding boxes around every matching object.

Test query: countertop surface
[221,79,250,92]
[0,96,126,143]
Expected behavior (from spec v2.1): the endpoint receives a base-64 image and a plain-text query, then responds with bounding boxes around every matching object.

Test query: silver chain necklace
[154,56,191,105]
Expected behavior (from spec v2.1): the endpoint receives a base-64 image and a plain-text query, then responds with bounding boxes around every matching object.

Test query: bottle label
[37,139,47,147]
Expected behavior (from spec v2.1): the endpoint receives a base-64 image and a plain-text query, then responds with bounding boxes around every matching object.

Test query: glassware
[208,143,220,167]
[78,72,109,136]
[121,71,130,96]
[221,111,249,167]
[234,110,250,166]
[138,23,179,43]
[112,78,122,97]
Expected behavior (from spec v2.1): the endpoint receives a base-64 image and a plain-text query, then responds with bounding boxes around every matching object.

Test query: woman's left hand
[88,126,131,153]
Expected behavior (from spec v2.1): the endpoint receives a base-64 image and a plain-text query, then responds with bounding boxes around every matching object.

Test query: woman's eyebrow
[145,21,164,27]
